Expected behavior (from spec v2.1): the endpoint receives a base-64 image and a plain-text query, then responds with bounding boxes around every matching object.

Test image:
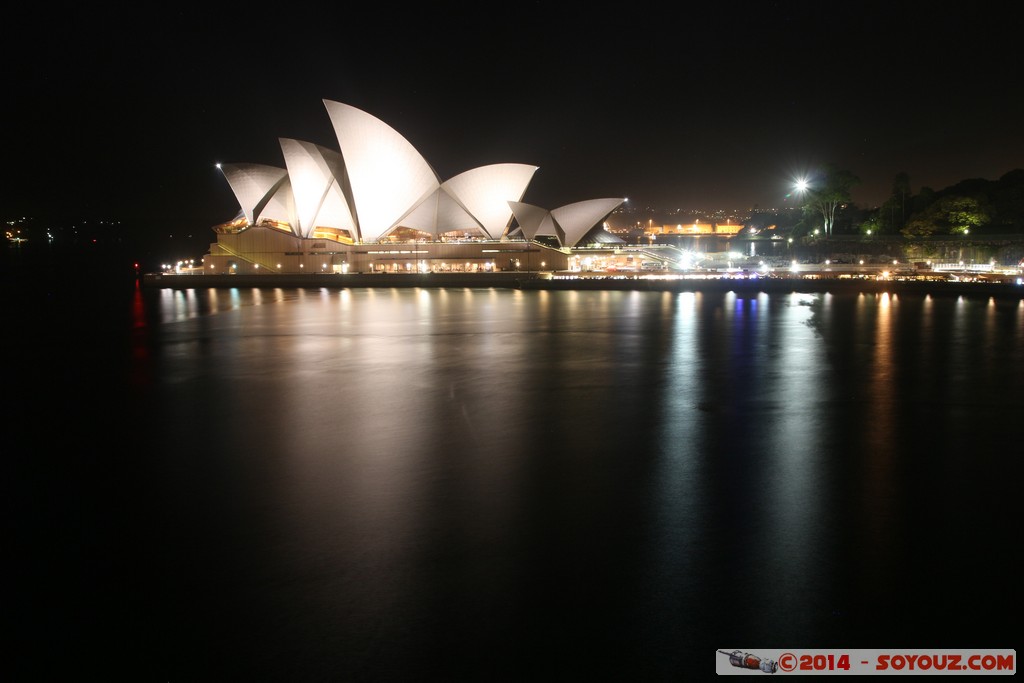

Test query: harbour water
[7,280,1022,678]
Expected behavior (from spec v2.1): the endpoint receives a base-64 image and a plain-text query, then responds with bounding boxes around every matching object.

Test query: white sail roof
[219,163,289,227]
[258,177,297,228]
[551,198,625,247]
[323,100,440,243]
[442,163,538,239]
[508,201,560,242]
[510,198,625,248]
[395,189,481,239]
[279,138,356,238]
[215,103,631,248]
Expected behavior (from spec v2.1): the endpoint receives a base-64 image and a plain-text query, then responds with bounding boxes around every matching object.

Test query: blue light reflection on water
[126,286,1023,678]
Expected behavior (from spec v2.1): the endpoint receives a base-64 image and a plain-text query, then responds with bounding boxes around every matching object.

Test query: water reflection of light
[625,290,643,317]
[650,291,701,576]
[761,292,827,603]
[129,280,152,388]
[756,292,769,338]
[207,288,220,314]
[723,290,736,315]
[417,287,432,318]
[919,294,934,374]
[985,296,997,342]
[162,287,205,323]
[859,291,899,589]
[951,295,969,376]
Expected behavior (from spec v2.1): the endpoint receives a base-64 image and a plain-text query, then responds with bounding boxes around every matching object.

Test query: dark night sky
[4,2,1022,242]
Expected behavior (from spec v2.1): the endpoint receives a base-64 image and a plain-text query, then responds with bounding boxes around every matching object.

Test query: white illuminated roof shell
[259,177,297,228]
[509,198,625,248]
[442,163,538,239]
[315,186,357,236]
[279,138,355,238]
[216,102,626,247]
[323,100,441,243]
[508,201,558,242]
[219,163,289,227]
[551,198,624,247]
[396,189,480,238]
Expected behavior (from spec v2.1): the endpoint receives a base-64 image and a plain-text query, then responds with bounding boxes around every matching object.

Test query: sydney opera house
[201,100,625,275]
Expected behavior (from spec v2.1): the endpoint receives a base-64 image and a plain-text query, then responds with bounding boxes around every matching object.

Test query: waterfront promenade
[142,270,1024,299]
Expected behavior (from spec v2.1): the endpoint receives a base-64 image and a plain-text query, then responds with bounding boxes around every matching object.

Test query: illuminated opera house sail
[203,100,624,274]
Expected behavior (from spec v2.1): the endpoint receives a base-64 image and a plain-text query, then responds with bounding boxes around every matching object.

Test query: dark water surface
[7,281,1022,679]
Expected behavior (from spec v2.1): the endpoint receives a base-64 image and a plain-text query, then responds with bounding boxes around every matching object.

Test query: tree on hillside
[901,213,940,238]
[857,212,885,235]
[909,186,937,218]
[889,172,911,232]
[901,195,990,238]
[940,196,990,234]
[798,164,860,236]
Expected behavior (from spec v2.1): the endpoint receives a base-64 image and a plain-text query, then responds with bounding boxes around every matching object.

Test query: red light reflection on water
[129,280,153,389]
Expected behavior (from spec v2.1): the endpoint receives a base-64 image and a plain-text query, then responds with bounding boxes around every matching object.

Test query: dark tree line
[793,168,1024,238]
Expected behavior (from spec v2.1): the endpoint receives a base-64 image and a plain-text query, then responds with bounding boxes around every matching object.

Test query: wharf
[141,271,1024,299]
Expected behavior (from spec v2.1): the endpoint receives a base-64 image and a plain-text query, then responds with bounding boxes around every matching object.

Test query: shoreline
[142,271,1024,299]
